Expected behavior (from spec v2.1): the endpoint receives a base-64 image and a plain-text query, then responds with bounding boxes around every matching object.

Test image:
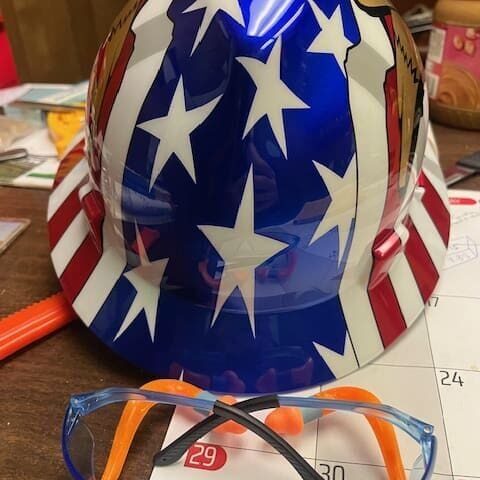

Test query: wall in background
[0,0,127,83]
[395,0,436,12]
[0,0,437,83]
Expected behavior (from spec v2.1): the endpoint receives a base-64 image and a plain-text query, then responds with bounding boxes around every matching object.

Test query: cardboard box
[0,0,127,83]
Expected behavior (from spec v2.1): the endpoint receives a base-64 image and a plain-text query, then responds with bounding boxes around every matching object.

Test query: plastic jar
[426,0,480,130]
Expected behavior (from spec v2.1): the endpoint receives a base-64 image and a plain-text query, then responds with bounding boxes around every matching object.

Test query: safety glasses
[62,381,437,480]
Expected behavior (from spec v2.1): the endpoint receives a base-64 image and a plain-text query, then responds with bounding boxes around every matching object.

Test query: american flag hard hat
[49,0,450,394]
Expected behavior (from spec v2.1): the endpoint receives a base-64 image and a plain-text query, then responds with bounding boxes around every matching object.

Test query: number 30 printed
[318,463,345,480]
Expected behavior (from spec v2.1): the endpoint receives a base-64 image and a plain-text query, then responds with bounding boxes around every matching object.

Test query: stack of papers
[6,82,87,112]
[0,82,88,189]
[0,129,58,190]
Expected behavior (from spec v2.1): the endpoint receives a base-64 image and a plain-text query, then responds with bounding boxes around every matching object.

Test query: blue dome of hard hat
[49,0,449,393]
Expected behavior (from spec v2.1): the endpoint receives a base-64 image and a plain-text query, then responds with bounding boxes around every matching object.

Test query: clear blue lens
[66,419,96,479]
[410,454,426,480]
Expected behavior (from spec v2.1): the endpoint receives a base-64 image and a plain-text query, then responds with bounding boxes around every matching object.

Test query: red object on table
[0,293,77,360]
[0,15,19,88]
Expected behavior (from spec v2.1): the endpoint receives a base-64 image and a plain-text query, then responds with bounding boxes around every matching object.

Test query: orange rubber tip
[265,407,304,436]
[265,387,406,480]
[215,396,248,435]
[0,292,76,361]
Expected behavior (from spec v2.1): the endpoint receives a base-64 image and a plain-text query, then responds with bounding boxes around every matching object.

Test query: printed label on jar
[426,23,480,111]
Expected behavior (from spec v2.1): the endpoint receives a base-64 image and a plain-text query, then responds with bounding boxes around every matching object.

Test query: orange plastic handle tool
[0,292,76,360]
[266,387,406,480]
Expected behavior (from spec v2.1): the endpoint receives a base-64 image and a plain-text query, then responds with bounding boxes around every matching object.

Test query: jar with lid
[426,0,480,129]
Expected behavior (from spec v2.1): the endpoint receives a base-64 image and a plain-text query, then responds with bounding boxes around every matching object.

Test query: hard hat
[49,0,450,394]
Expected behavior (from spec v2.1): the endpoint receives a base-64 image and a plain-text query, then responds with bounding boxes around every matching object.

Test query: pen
[0,148,28,163]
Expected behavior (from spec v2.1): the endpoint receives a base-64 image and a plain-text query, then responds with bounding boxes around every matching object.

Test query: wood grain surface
[0,123,479,479]
[0,0,127,83]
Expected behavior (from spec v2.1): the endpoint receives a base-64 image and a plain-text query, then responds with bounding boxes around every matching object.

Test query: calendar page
[151,190,480,480]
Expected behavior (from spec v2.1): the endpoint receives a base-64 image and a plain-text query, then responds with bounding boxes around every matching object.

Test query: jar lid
[435,0,480,26]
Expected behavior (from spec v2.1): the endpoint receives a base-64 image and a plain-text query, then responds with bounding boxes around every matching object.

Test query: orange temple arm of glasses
[101,379,241,480]
[266,387,406,480]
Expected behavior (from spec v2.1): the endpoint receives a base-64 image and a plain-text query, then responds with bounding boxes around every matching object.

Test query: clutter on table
[426,0,480,129]
[0,84,86,189]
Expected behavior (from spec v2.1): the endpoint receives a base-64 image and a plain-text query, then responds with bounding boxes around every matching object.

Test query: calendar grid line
[425,310,455,478]
[434,293,480,301]
[374,363,480,375]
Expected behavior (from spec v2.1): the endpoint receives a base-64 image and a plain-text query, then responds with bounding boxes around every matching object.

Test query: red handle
[0,293,77,360]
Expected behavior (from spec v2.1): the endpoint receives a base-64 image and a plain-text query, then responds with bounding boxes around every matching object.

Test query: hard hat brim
[48,127,450,394]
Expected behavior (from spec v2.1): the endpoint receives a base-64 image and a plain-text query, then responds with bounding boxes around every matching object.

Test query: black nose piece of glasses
[153,395,321,480]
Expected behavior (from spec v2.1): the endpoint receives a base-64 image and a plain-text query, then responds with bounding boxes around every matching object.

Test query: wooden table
[1,124,479,479]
